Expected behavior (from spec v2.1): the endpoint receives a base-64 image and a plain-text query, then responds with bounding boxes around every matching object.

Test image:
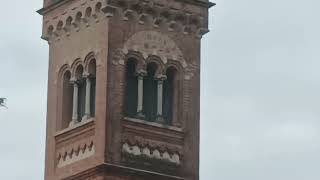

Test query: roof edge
[37,0,215,15]
[37,0,73,15]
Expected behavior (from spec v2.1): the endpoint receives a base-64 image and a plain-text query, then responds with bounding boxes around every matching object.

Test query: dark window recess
[62,71,73,129]
[88,59,96,117]
[143,63,158,122]
[78,80,86,121]
[90,77,96,117]
[163,67,176,125]
[125,59,138,117]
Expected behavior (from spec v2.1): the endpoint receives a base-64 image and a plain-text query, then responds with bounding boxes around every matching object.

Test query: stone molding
[57,141,95,168]
[104,0,210,38]
[123,31,187,68]
[122,142,181,165]
[41,0,212,43]
[55,118,95,168]
[121,117,184,156]
[61,163,184,180]
[111,46,198,82]
[38,0,215,15]
[42,0,106,43]
[57,51,98,80]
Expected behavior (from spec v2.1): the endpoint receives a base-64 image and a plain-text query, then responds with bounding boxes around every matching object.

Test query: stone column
[136,70,146,118]
[82,72,91,120]
[70,78,79,126]
[156,75,167,123]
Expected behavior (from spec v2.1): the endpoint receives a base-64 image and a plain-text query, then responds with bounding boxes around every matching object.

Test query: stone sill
[55,118,95,142]
[123,117,183,132]
[122,117,184,146]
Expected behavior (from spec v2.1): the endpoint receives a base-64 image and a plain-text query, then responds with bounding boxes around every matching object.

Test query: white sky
[1,0,320,179]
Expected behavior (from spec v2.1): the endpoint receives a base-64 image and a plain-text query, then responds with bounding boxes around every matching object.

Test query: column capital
[155,74,167,81]
[82,72,91,78]
[135,69,147,77]
[70,77,80,85]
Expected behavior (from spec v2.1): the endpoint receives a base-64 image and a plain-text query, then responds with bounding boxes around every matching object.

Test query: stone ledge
[123,116,183,132]
[37,0,74,15]
[62,163,185,180]
[55,118,95,143]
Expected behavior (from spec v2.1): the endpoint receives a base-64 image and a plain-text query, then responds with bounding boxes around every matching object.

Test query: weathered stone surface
[39,0,213,180]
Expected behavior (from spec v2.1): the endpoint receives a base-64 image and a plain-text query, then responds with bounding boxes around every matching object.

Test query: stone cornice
[41,0,214,44]
[55,118,95,143]
[37,0,74,15]
[176,0,216,8]
[62,163,185,180]
[37,0,215,15]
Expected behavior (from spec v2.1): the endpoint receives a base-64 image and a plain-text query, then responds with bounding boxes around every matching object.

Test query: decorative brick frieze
[41,0,106,43]
[122,117,184,147]
[103,0,210,38]
[40,0,211,43]
[121,117,184,170]
[55,119,95,168]
[122,142,181,165]
[57,140,95,168]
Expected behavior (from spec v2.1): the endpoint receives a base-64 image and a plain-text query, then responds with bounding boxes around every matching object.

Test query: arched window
[75,65,86,121]
[143,63,158,121]
[61,70,73,129]
[163,67,177,125]
[125,58,138,117]
[88,59,96,117]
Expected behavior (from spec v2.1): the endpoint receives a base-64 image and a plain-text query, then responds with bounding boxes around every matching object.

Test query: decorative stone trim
[55,118,95,168]
[111,31,193,78]
[104,0,210,38]
[184,61,199,80]
[121,126,183,156]
[57,140,95,168]
[55,117,95,138]
[124,31,187,68]
[41,0,212,43]
[123,117,183,132]
[122,143,180,165]
[42,0,106,43]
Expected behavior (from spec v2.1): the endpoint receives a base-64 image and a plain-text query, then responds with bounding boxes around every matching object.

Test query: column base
[156,115,165,124]
[82,114,91,122]
[69,119,79,127]
[135,111,145,119]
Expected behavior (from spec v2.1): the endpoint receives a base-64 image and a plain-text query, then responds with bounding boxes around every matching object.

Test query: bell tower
[38,0,214,180]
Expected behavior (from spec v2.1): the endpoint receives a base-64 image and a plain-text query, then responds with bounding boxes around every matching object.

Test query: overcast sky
[1,0,320,180]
